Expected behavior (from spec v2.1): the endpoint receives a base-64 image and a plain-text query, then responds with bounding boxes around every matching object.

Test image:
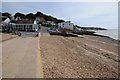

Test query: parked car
[48,28,61,35]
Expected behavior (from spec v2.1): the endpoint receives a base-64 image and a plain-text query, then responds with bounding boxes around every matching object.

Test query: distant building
[12,20,40,32]
[73,26,82,33]
[15,16,21,21]
[0,16,10,29]
[11,16,15,21]
[46,21,56,26]
[1,16,10,23]
[1,16,40,32]
[58,21,74,30]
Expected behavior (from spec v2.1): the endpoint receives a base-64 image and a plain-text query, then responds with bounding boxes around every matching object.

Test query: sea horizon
[94,29,119,40]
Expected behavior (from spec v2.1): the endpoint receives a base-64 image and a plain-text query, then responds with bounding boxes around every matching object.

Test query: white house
[58,21,74,30]
[46,21,56,26]
[0,17,10,29]
[3,18,10,23]
[12,20,39,32]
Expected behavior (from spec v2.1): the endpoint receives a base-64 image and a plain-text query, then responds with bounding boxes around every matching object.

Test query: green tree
[26,13,35,20]
[2,12,11,19]
[14,13,26,19]
[34,12,43,18]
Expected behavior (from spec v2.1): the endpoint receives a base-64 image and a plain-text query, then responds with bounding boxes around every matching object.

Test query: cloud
[2,2,118,29]
[2,0,119,2]
[61,3,118,29]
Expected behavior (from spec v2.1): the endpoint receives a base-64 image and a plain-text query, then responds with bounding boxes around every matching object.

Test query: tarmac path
[2,34,43,78]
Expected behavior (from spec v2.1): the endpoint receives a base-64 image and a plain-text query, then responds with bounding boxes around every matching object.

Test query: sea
[93,29,119,40]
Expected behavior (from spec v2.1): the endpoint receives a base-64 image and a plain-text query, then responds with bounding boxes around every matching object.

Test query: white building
[3,18,10,23]
[58,21,74,30]
[0,17,10,29]
[12,20,39,32]
[46,21,56,26]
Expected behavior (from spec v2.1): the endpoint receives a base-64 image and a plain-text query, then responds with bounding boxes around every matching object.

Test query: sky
[2,2,118,29]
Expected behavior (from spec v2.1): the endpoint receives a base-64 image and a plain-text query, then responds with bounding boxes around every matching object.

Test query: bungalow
[12,20,40,32]
[1,16,40,33]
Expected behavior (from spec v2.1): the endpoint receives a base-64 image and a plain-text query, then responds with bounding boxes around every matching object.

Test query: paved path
[2,36,43,78]
[40,27,49,36]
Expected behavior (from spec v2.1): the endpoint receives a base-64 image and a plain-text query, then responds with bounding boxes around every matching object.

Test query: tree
[13,11,65,24]
[34,12,43,18]
[56,19,65,23]
[26,13,35,20]
[14,13,26,19]
[2,12,11,19]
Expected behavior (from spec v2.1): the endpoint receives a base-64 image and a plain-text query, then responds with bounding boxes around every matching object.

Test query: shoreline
[73,29,119,41]
[87,33,119,42]
[94,29,118,40]
[83,34,119,47]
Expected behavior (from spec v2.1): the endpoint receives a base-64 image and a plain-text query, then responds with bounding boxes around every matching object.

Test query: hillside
[1,12,107,30]
[1,12,65,24]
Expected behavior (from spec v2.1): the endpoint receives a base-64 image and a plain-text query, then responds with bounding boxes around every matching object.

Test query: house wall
[13,24,39,32]
[58,21,74,30]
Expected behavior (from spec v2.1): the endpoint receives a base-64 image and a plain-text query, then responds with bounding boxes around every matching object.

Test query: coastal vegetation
[74,25,107,30]
[1,12,107,30]
[2,12,65,23]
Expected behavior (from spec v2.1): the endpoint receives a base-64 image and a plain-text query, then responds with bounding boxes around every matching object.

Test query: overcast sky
[2,2,118,29]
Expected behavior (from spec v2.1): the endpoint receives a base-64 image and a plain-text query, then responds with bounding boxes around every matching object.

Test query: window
[23,25,25,30]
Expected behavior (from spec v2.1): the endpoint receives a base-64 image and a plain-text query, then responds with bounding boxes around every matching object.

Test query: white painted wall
[3,18,10,23]
[34,20,37,24]
[58,21,74,30]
